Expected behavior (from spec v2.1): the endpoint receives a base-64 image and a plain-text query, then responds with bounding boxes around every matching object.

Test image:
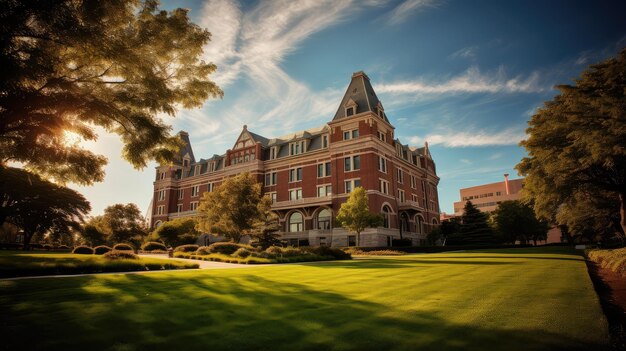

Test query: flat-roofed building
[453,174,523,215]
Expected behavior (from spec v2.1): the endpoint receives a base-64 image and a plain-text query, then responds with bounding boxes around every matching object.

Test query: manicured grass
[0,247,608,350]
[0,251,199,278]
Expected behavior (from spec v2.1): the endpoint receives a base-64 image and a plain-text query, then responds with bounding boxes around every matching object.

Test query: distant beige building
[453,174,523,216]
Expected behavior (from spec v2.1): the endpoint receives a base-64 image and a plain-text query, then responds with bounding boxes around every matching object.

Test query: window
[411,194,419,203]
[289,188,303,200]
[397,169,403,184]
[183,159,189,167]
[158,172,166,180]
[343,129,359,140]
[290,141,306,156]
[398,189,405,203]
[411,175,417,189]
[322,134,329,148]
[317,162,331,178]
[416,215,424,234]
[344,179,361,193]
[207,182,215,192]
[346,106,354,116]
[267,192,277,203]
[344,155,360,172]
[177,204,183,213]
[269,147,278,160]
[157,205,164,215]
[265,172,277,186]
[288,212,304,232]
[317,185,332,197]
[379,179,389,195]
[316,209,332,230]
[195,165,201,175]
[190,202,198,211]
[377,131,386,142]
[289,168,302,182]
[191,185,200,197]
[158,189,166,201]
[348,235,356,247]
[178,189,184,200]
[382,205,392,228]
[209,162,215,172]
[378,156,387,173]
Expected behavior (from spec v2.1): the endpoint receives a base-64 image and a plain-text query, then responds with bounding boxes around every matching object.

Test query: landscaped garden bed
[173,242,351,264]
[0,250,199,278]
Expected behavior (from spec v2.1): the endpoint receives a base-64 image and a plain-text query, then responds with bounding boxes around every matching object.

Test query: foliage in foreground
[174,244,351,264]
[336,187,384,246]
[150,217,199,247]
[587,247,626,275]
[343,248,406,256]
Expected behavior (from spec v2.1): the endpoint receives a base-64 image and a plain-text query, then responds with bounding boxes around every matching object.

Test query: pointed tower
[332,71,389,123]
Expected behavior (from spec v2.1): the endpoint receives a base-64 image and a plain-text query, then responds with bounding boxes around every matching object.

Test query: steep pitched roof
[332,71,389,123]
[175,131,195,164]
[233,125,270,148]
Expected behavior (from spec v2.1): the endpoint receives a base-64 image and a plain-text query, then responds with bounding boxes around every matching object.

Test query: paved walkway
[139,253,260,270]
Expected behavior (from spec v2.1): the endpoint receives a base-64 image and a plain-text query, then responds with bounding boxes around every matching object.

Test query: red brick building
[151,72,440,247]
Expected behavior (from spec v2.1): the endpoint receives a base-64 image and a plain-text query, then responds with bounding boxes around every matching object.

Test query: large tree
[196,173,267,243]
[0,166,90,248]
[517,48,626,237]
[151,217,199,247]
[249,200,281,249]
[98,203,147,245]
[0,0,222,184]
[448,201,497,245]
[336,187,384,247]
[492,200,548,245]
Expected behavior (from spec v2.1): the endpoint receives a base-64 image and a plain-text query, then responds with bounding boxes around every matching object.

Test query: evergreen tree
[454,201,497,245]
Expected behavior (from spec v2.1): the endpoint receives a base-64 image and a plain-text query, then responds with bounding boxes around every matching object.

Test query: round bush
[233,248,251,258]
[113,243,134,251]
[174,244,199,253]
[103,250,139,260]
[195,246,211,255]
[208,242,244,255]
[281,247,306,257]
[94,245,112,255]
[141,241,167,252]
[72,246,94,255]
[56,245,71,251]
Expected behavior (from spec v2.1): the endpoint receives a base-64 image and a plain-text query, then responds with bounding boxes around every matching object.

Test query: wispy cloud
[460,158,472,165]
[408,127,526,147]
[376,66,546,95]
[449,46,478,60]
[384,0,438,25]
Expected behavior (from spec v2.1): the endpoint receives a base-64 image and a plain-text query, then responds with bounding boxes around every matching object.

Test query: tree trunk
[356,231,360,247]
[21,231,32,251]
[619,191,626,239]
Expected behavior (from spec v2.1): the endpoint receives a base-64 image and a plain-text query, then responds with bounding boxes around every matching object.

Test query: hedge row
[587,247,626,275]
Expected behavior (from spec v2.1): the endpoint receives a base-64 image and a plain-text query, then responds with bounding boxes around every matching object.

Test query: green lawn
[0,247,608,350]
[0,251,198,277]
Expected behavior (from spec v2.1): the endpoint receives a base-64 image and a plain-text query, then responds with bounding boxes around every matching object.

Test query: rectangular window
[397,169,403,184]
[267,192,277,203]
[289,188,303,200]
[289,141,305,156]
[289,168,302,182]
[158,190,166,201]
[348,235,356,247]
[378,156,387,173]
[317,162,331,178]
[352,129,359,139]
[177,204,183,213]
[207,183,215,192]
[158,172,166,180]
[317,185,332,197]
[265,172,277,186]
[178,189,184,200]
[346,107,354,116]
[209,162,215,172]
[344,179,361,193]
[157,205,164,215]
[377,131,386,142]
[379,179,389,195]
[344,155,360,172]
[343,129,359,140]
[190,202,198,211]
[191,185,200,197]
[398,189,405,203]
[411,175,417,189]
[195,165,201,176]
[270,147,277,160]
[412,194,418,203]
[322,135,329,148]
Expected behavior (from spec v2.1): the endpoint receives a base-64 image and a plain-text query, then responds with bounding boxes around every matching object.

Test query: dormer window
[345,98,358,117]
[346,107,354,116]
[269,146,278,160]
[289,140,306,156]
[183,159,189,167]
[322,134,329,148]
[194,164,201,176]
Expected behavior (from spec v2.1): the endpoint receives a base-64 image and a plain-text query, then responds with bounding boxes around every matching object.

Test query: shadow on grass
[0,273,605,351]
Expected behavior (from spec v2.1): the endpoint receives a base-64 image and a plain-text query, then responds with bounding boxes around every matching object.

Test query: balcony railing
[168,210,197,219]
[271,196,332,209]
[398,200,423,210]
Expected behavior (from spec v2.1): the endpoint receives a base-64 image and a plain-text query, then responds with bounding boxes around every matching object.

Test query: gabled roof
[233,125,270,148]
[332,71,389,123]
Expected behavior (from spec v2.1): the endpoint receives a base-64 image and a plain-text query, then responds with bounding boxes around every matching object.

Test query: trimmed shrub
[208,242,244,255]
[55,245,71,251]
[174,244,199,253]
[306,246,352,260]
[251,251,275,259]
[113,243,134,251]
[588,247,626,275]
[103,250,139,260]
[72,246,94,255]
[344,248,404,256]
[233,248,251,258]
[141,241,167,252]
[195,246,211,255]
[94,245,112,255]
[281,247,307,257]
[265,246,283,255]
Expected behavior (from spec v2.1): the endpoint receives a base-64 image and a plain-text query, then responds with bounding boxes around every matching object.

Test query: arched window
[154,220,163,229]
[382,205,392,228]
[400,212,409,232]
[288,212,304,232]
[432,218,439,225]
[415,215,424,234]
[316,209,332,230]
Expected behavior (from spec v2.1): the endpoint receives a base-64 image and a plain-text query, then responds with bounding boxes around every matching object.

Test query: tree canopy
[0,166,90,248]
[196,173,268,243]
[448,201,496,245]
[81,203,147,246]
[517,48,626,240]
[492,200,548,245]
[151,217,199,247]
[0,0,222,185]
[336,187,383,246]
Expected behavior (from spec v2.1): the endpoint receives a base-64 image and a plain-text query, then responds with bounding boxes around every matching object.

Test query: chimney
[504,173,510,195]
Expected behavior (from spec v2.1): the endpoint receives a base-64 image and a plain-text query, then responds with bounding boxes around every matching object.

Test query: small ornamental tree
[336,187,383,246]
[196,173,266,243]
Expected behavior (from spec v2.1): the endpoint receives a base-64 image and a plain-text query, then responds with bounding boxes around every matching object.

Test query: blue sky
[71,0,626,217]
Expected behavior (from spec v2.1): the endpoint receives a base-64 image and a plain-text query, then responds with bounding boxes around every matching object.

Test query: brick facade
[151,72,440,247]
